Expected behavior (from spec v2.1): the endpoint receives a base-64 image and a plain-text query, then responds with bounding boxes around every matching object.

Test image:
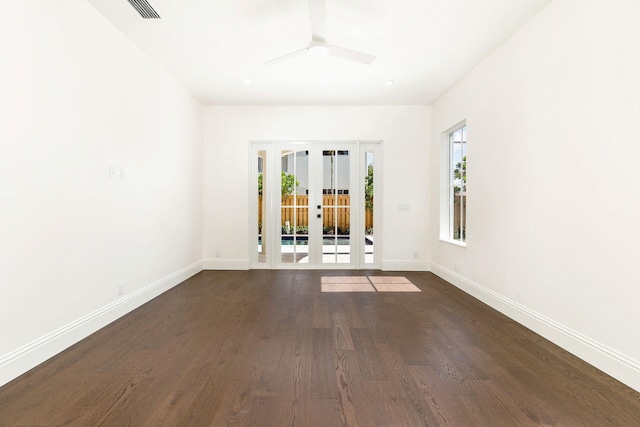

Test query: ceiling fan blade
[308,0,326,42]
[328,45,376,65]
[264,48,307,65]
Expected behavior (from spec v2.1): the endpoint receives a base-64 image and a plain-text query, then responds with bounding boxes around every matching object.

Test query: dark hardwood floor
[1,270,639,426]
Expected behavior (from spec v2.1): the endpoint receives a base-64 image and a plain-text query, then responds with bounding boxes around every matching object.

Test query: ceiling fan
[264,0,376,65]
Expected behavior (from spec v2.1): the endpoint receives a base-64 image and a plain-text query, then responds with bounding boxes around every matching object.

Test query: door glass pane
[322,198,336,264]
[322,149,350,264]
[295,236,309,263]
[295,199,309,263]
[280,149,308,264]
[336,206,350,236]
[336,208,350,264]
[322,207,335,235]
[258,151,266,264]
[322,150,336,206]
[321,236,335,263]
[364,151,374,264]
[281,207,294,263]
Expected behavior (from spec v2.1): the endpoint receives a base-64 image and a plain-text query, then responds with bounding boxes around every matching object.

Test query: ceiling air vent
[127,0,161,19]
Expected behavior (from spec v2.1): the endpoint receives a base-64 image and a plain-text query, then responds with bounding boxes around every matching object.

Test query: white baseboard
[0,260,203,388]
[381,260,431,271]
[430,262,640,393]
[203,258,250,270]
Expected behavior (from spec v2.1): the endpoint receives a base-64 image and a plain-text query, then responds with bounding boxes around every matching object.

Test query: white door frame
[249,140,381,269]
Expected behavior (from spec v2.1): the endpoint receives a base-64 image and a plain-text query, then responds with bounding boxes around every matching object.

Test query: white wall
[0,1,203,386]
[430,0,640,391]
[203,106,431,270]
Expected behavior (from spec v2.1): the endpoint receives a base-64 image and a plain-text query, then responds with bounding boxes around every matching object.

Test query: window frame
[440,121,467,246]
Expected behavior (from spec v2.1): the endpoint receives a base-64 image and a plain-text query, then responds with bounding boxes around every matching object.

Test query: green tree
[365,164,374,211]
[258,172,300,202]
[453,156,466,195]
[281,171,300,203]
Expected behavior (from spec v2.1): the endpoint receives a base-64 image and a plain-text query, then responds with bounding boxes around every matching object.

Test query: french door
[251,141,380,269]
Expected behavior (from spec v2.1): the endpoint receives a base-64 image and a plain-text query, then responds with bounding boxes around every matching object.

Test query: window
[448,124,466,243]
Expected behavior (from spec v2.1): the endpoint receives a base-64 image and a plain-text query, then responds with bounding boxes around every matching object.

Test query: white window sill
[439,238,467,248]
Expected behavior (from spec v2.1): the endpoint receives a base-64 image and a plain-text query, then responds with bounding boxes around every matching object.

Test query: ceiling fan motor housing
[307,41,330,56]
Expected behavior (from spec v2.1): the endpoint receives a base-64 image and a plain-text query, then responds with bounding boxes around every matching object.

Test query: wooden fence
[258,195,373,232]
[453,195,466,239]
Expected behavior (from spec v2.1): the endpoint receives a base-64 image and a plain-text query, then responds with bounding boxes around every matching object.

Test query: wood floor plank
[408,364,485,426]
[312,297,331,328]
[331,311,355,351]
[513,335,640,423]
[273,339,310,427]
[305,399,344,427]
[463,344,571,425]
[374,341,444,426]
[310,328,338,399]
[464,379,543,427]
[352,381,431,427]
[334,348,360,426]
[397,333,434,366]
[208,380,246,427]
[343,294,369,329]
[1,270,639,426]
[350,328,387,381]
[182,370,232,425]
[243,396,282,427]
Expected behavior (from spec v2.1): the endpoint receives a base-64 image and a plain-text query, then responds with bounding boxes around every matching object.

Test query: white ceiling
[86,0,551,105]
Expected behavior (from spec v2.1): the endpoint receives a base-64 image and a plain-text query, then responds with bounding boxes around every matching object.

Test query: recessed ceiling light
[242,79,252,85]
[385,80,395,86]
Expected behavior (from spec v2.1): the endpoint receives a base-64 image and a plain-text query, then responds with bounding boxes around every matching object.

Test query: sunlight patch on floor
[321,276,371,284]
[321,276,421,293]
[370,282,421,292]
[320,282,376,292]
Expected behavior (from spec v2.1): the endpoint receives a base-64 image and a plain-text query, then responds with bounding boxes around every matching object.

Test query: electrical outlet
[215,251,221,258]
[413,251,418,259]
[118,282,124,296]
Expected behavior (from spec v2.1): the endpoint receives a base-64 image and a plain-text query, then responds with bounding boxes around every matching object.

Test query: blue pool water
[258,236,372,246]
